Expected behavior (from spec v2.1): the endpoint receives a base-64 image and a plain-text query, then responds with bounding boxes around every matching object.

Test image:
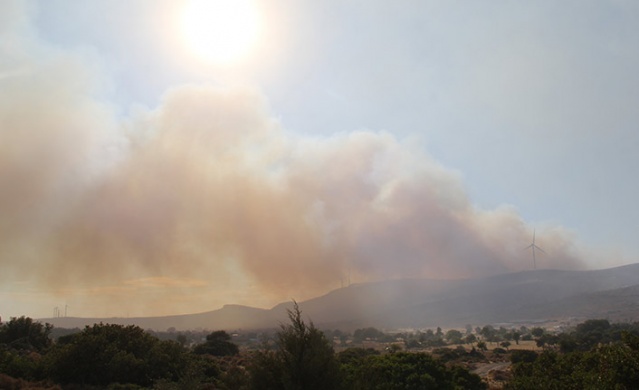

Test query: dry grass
[503,340,538,351]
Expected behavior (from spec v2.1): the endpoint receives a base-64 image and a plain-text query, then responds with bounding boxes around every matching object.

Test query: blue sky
[1,0,638,318]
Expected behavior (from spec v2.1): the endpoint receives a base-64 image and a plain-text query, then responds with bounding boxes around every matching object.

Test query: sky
[1,0,638,319]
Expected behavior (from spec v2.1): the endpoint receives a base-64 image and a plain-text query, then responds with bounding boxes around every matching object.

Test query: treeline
[324,323,555,352]
[5,312,639,389]
[0,306,485,389]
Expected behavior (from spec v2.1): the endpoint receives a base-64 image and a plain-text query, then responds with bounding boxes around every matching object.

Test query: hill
[42,263,639,331]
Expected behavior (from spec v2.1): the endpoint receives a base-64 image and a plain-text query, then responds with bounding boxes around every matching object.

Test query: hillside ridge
[41,263,639,331]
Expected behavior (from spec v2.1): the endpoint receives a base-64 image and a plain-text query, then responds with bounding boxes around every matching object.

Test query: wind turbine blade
[535,245,546,254]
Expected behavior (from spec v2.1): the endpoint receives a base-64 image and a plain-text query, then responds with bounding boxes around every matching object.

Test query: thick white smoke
[0,1,585,317]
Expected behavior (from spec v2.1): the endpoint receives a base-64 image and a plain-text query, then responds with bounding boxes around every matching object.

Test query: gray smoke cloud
[0,1,586,316]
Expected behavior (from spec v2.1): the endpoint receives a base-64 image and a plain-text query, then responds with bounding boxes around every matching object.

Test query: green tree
[405,339,422,350]
[572,319,613,350]
[350,352,486,389]
[445,329,463,345]
[530,327,544,338]
[0,346,45,380]
[193,330,239,356]
[0,316,52,352]
[248,302,342,390]
[338,347,380,387]
[338,347,380,365]
[46,323,188,387]
[512,331,521,345]
[465,333,477,345]
[353,327,386,343]
[480,325,497,343]
[387,344,402,353]
[510,350,538,364]
[576,319,610,335]
[0,318,51,380]
[465,324,473,335]
[507,344,639,390]
[176,333,187,347]
[506,325,639,390]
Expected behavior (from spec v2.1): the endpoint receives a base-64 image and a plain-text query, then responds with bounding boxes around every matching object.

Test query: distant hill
[42,263,639,331]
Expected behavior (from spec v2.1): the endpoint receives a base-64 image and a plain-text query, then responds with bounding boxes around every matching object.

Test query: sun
[181,0,261,65]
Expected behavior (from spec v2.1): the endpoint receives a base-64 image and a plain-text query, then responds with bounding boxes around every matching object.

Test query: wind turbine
[340,268,351,288]
[525,229,545,269]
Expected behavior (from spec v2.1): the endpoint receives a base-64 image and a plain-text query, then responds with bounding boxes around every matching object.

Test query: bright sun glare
[181,0,261,64]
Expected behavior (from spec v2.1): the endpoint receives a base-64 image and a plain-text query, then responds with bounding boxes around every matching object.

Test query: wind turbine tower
[525,229,545,269]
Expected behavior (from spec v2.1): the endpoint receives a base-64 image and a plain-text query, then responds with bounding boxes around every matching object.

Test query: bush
[247,302,342,390]
[507,342,639,389]
[0,317,53,352]
[45,324,188,387]
[510,350,537,364]
[350,352,486,389]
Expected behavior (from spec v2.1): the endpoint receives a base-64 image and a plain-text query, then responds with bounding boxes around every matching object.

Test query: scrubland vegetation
[2,310,639,389]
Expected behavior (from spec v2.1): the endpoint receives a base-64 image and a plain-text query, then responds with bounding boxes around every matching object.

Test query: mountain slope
[42,263,639,330]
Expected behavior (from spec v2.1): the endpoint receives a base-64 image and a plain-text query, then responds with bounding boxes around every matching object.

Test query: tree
[512,331,521,345]
[353,327,386,343]
[422,329,435,341]
[445,329,463,345]
[0,316,52,352]
[535,338,546,349]
[46,323,188,387]
[387,344,402,353]
[338,347,380,366]
[572,319,613,349]
[349,352,486,389]
[465,324,473,335]
[575,319,610,335]
[508,343,639,390]
[405,339,422,350]
[510,350,538,364]
[531,327,544,338]
[193,330,239,356]
[480,325,497,343]
[248,301,342,390]
[176,333,188,347]
[0,346,45,380]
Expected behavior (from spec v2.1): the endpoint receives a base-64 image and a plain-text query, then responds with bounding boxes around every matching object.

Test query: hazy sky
[1,0,638,319]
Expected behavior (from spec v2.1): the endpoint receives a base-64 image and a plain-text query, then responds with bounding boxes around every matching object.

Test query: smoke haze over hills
[1,0,637,319]
[44,264,639,331]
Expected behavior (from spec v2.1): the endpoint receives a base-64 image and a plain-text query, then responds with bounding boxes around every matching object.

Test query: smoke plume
[0,1,585,316]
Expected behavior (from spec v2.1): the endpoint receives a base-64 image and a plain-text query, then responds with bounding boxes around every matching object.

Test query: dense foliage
[46,323,189,387]
[0,316,52,352]
[9,314,639,389]
[341,350,486,390]
[507,324,639,390]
